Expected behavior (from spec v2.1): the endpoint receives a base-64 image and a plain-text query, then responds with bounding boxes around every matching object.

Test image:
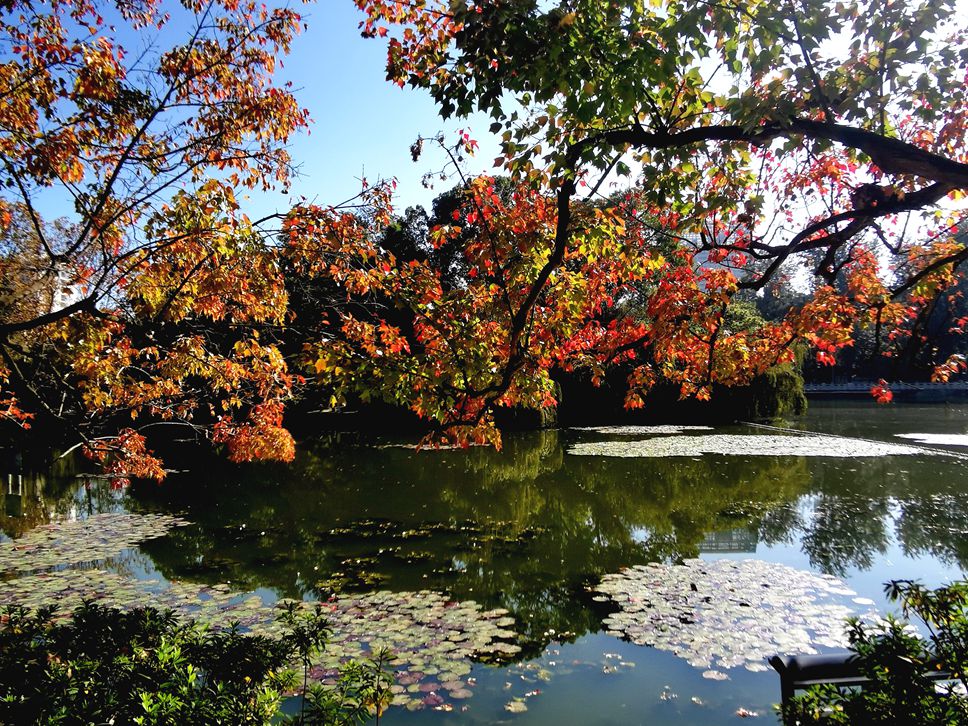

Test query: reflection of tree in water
[763,456,968,575]
[453,429,564,486]
[558,451,813,563]
[800,493,890,576]
[128,432,817,651]
[0,454,132,539]
[896,485,968,568]
[101,546,163,581]
[758,502,804,547]
[14,428,968,656]
[762,456,896,576]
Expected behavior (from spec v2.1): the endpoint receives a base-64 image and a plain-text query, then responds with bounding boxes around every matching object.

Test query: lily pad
[595,559,867,673]
[0,515,520,712]
[571,425,714,435]
[505,699,528,713]
[0,512,188,574]
[569,434,931,459]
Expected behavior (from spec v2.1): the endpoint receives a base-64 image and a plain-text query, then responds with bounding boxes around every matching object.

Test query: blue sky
[246,2,498,218]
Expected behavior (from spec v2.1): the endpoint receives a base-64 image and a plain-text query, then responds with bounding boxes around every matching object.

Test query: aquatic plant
[595,559,866,677]
[0,512,521,713]
[0,512,188,573]
[569,434,932,458]
[571,425,713,435]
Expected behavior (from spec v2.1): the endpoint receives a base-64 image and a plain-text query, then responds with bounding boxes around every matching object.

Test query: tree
[784,580,968,725]
[7,0,968,471]
[336,0,968,441]
[0,205,76,329]
[0,0,311,478]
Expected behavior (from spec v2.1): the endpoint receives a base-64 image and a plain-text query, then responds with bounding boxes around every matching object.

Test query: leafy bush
[0,601,390,725]
[784,581,968,725]
[275,602,393,726]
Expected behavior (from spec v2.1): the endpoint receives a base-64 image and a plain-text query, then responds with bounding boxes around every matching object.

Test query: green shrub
[783,581,968,725]
[0,601,390,725]
[275,602,393,726]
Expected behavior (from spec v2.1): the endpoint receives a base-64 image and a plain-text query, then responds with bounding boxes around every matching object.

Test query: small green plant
[273,601,393,725]
[783,580,968,725]
[294,647,394,726]
[0,601,392,725]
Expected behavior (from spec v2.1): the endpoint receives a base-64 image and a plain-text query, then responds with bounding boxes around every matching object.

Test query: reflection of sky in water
[897,433,968,447]
[1,403,967,725]
[697,496,959,614]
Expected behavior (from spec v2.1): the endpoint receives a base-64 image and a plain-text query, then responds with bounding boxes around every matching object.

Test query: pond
[2,402,968,724]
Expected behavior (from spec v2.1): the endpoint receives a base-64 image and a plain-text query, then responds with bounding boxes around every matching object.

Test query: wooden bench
[769,653,953,709]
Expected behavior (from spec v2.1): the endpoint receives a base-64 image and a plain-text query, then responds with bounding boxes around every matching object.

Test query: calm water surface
[3,402,968,724]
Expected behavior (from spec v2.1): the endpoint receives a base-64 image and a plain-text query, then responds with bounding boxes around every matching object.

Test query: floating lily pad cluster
[378,442,485,450]
[0,513,522,712]
[0,512,188,573]
[0,567,273,624]
[896,432,968,447]
[571,425,713,436]
[595,559,864,678]
[569,434,931,458]
[277,592,520,712]
[0,569,152,609]
[324,518,541,542]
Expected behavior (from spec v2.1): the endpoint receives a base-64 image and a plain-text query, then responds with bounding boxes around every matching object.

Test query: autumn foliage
[0,0,308,479]
[3,0,968,477]
[351,0,968,422]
